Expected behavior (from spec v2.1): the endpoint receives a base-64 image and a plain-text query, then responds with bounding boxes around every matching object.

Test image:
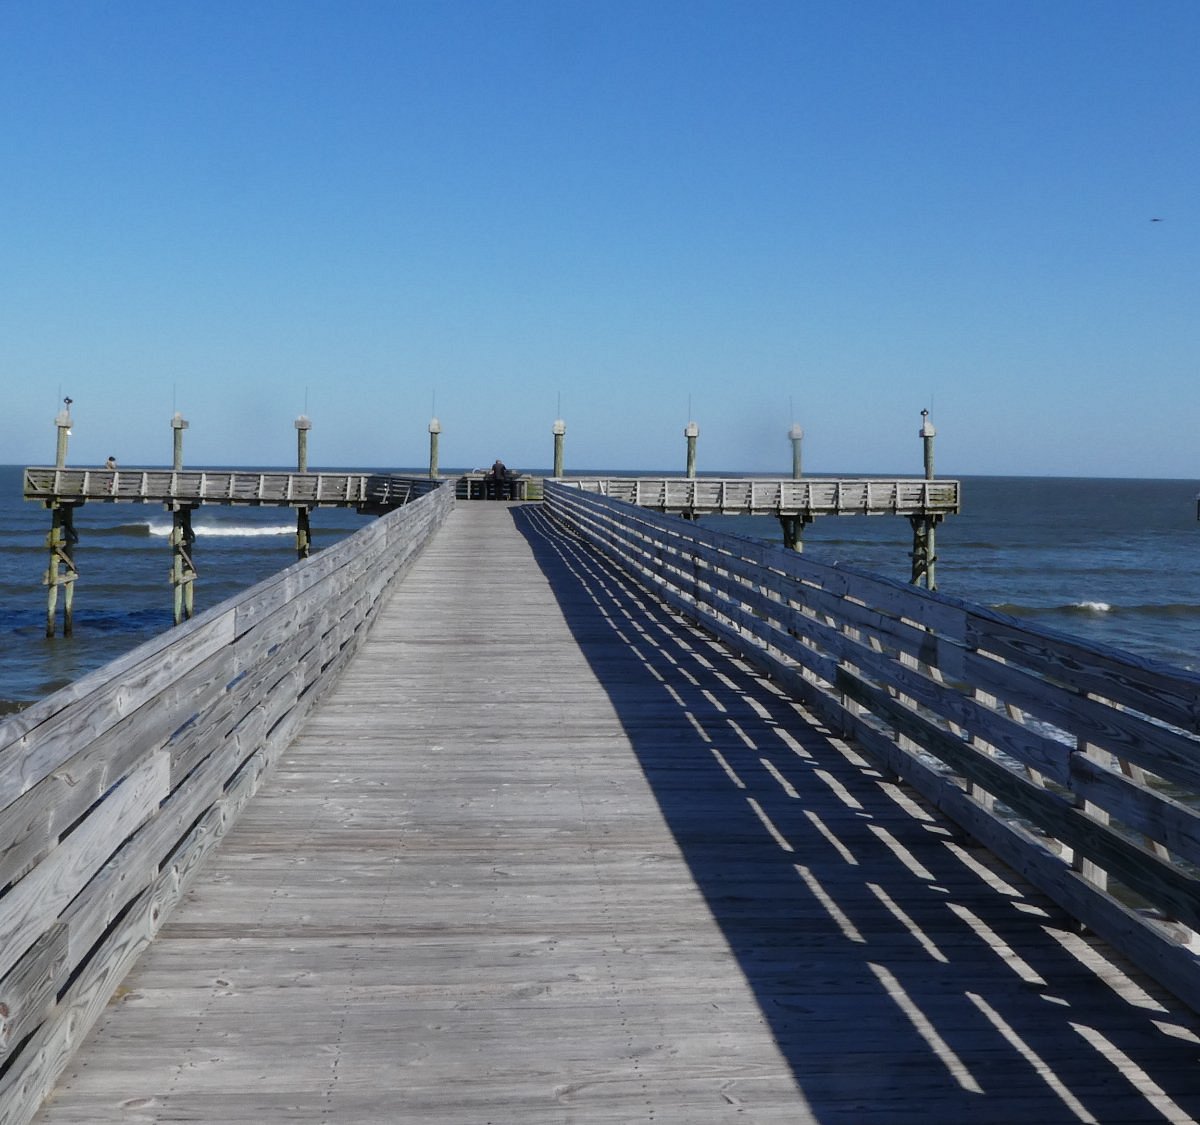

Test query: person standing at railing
[487,459,510,500]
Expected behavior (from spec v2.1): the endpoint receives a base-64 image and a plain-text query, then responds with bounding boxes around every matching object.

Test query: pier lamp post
[788,423,804,480]
[552,418,566,478]
[428,417,442,479]
[171,412,188,471]
[295,415,313,559]
[920,409,935,480]
[684,421,699,479]
[55,397,73,468]
[295,414,312,472]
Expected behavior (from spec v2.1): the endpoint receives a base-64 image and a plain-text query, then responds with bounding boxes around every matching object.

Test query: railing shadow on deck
[511,503,1200,1123]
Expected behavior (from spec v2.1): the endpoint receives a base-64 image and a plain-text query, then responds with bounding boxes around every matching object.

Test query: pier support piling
[908,514,940,589]
[44,502,79,637]
[910,410,940,588]
[296,506,311,560]
[779,513,812,552]
[296,414,313,558]
[169,504,198,625]
[169,412,197,619]
[44,399,79,636]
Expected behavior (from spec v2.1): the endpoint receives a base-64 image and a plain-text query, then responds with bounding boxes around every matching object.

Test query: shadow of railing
[511,504,1200,1123]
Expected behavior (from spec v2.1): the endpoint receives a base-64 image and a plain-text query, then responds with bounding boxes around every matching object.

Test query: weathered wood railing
[565,475,960,516]
[455,472,542,501]
[0,484,453,1125]
[545,482,1200,1011]
[23,467,441,513]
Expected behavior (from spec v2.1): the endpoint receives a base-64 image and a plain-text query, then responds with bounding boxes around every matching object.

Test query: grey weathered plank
[29,501,1200,1125]
[0,752,168,982]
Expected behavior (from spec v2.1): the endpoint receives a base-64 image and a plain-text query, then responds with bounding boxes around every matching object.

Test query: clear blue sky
[1,1,1196,476]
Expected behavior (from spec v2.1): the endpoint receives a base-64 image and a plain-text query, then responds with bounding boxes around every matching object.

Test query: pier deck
[34,504,1200,1123]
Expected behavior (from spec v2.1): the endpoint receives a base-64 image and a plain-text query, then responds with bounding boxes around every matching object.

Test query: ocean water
[0,464,366,711]
[700,474,1200,669]
[2,467,1199,711]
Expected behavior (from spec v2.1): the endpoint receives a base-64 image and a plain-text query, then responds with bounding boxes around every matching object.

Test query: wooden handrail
[543,481,1200,1013]
[561,475,960,516]
[22,467,442,511]
[0,485,453,1123]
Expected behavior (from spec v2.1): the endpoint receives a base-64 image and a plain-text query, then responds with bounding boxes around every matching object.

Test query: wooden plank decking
[33,504,1200,1124]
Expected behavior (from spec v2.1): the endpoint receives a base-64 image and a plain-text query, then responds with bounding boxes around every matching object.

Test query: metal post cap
[552,419,566,435]
[295,415,312,430]
[171,412,189,430]
[788,424,804,440]
[684,421,699,438]
[428,417,442,434]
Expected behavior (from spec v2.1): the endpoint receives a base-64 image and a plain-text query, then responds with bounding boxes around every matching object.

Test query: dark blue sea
[3,465,1200,711]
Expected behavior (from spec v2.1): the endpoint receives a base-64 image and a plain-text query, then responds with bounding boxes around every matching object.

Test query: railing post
[1072,735,1112,896]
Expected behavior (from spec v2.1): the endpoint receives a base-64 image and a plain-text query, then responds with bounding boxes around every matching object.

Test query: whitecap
[145,523,294,538]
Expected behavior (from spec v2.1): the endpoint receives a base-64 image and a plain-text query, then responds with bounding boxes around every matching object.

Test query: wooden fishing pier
[4,479,1200,1124]
[24,403,958,637]
[24,467,958,634]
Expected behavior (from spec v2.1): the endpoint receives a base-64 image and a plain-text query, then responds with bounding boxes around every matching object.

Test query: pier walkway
[32,504,1200,1123]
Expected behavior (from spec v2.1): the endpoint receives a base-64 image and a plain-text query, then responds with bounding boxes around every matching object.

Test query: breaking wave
[992,601,1200,618]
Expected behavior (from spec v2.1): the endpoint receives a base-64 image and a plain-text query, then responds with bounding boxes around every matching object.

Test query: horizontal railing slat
[544,481,1200,1014]
[0,483,452,1122]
